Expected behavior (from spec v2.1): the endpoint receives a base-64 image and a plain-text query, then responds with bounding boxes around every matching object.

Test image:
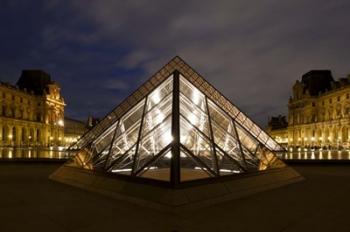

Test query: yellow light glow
[165,151,172,159]
[57,119,64,127]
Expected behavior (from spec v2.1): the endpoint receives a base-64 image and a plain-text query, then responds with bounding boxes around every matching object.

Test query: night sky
[1,1,350,127]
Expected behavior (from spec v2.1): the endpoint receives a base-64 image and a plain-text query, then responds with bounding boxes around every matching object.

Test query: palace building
[268,70,350,149]
[0,70,65,147]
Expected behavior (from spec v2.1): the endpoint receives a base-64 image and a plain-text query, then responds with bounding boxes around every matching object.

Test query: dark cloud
[1,0,349,126]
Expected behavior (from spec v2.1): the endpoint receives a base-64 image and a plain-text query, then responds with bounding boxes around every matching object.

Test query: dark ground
[1,162,350,232]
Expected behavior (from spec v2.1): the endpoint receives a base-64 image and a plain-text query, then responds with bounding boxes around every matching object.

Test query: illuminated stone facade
[64,117,88,146]
[0,70,65,147]
[268,70,350,149]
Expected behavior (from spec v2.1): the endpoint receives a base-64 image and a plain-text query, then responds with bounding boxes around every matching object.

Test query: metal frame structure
[69,56,283,152]
[66,57,286,187]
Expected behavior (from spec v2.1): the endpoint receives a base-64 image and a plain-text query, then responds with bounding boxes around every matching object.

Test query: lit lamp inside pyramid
[51,56,302,210]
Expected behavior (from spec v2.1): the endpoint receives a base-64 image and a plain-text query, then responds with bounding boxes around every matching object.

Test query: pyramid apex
[170,55,185,63]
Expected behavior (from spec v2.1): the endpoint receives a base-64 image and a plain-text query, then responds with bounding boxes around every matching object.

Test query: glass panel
[208,99,232,132]
[207,99,247,167]
[211,123,245,165]
[180,116,216,173]
[87,120,119,167]
[180,75,206,111]
[180,93,210,137]
[107,122,140,167]
[147,75,173,110]
[257,131,269,144]
[211,121,235,151]
[106,100,145,168]
[265,137,283,151]
[135,116,172,173]
[92,145,111,169]
[109,147,136,175]
[72,120,118,166]
[235,123,259,153]
[180,148,211,182]
[216,148,243,176]
[104,75,174,172]
[255,146,285,170]
[138,149,171,181]
[65,148,93,170]
[241,146,259,171]
[141,94,172,137]
[242,117,254,131]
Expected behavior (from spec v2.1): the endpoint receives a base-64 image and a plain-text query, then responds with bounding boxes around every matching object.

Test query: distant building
[267,115,288,146]
[268,70,350,149]
[86,116,100,129]
[63,116,100,147]
[64,117,87,146]
[0,70,65,147]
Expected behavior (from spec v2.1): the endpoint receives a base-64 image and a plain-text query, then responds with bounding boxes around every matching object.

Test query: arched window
[2,127,5,141]
[36,129,40,142]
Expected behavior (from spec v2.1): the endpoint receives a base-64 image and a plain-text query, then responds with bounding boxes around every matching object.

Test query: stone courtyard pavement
[1,162,350,232]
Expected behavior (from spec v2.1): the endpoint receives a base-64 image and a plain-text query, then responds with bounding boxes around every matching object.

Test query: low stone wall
[50,166,303,212]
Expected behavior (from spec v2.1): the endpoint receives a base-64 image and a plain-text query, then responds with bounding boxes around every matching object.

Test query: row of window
[0,106,43,122]
[290,107,350,124]
[0,91,43,106]
[311,93,350,107]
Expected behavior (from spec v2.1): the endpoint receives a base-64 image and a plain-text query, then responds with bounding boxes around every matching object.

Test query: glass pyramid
[67,57,285,185]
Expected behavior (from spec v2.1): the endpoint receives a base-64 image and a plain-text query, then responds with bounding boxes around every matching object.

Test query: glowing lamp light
[165,152,172,159]
[151,90,161,104]
[162,132,173,145]
[111,168,132,173]
[57,119,64,127]
[188,113,198,125]
[192,89,201,105]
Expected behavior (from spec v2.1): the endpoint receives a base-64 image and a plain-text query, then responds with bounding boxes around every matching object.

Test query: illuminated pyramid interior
[65,61,286,184]
[51,57,301,209]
